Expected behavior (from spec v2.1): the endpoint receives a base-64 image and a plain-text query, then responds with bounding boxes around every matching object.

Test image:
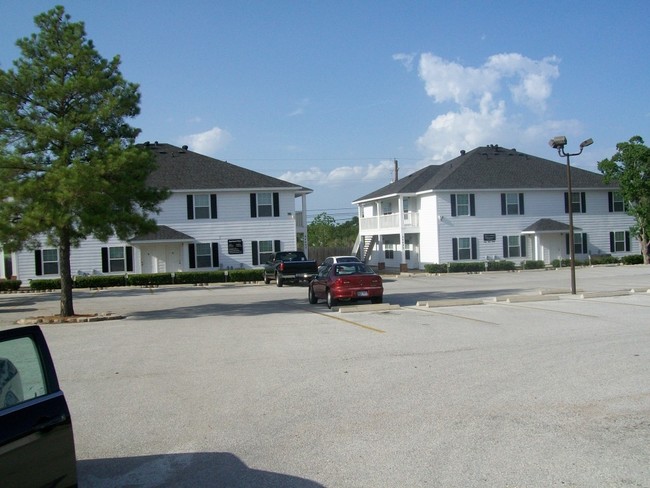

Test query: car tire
[276,274,283,287]
[371,296,383,304]
[264,274,270,285]
[308,286,318,304]
[327,289,337,309]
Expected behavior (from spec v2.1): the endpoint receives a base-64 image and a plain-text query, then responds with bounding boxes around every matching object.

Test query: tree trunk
[59,236,75,317]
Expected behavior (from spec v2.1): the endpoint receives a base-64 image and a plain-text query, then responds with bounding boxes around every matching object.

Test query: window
[189,243,219,268]
[101,246,134,273]
[451,194,476,217]
[564,192,586,213]
[109,247,125,272]
[35,249,59,276]
[610,231,630,252]
[250,192,280,218]
[187,194,217,220]
[382,202,392,215]
[452,237,478,260]
[384,250,394,259]
[251,240,280,265]
[501,193,524,215]
[0,335,47,409]
[503,236,526,258]
[566,233,588,255]
[608,192,626,212]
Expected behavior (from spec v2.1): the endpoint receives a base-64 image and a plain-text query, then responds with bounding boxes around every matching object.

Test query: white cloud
[393,53,417,72]
[288,98,310,117]
[279,160,395,188]
[179,126,232,156]
[408,52,565,162]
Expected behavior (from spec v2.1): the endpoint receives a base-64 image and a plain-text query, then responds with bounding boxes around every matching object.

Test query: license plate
[357,291,369,297]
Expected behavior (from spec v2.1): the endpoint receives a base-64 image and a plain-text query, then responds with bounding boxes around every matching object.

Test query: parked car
[0,326,77,488]
[319,255,361,267]
[263,251,319,287]
[308,262,383,309]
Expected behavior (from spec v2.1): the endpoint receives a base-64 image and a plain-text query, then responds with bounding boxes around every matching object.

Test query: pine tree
[0,6,169,316]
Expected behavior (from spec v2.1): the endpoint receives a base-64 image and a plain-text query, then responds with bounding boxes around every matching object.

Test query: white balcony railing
[359,211,419,232]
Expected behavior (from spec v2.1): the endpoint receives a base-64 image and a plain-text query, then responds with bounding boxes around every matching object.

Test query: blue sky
[2,1,648,222]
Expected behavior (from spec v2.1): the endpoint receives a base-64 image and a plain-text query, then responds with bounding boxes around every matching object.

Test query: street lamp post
[549,136,594,295]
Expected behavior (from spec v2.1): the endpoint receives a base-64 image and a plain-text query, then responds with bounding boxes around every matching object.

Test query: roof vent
[182,145,188,151]
[460,150,466,155]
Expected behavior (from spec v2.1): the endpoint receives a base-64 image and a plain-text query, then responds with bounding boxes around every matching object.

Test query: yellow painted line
[406,306,499,325]
[494,302,599,318]
[308,308,386,333]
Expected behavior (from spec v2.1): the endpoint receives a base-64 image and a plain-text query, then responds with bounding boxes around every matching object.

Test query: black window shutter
[273,192,280,217]
[189,244,196,268]
[126,246,133,272]
[187,195,194,220]
[519,193,525,215]
[252,241,259,265]
[101,247,109,272]
[250,194,257,217]
[452,238,458,261]
[500,194,506,215]
[520,236,527,257]
[582,234,588,253]
[471,237,477,259]
[274,240,281,252]
[609,232,615,252]
[35,250,43,276]
[581,192,587,213]
[502,236,509,258]
[210,194,218,219]
[625,231,630,251]
[451,194,457,217]
[564,192,569,213]
[608,192,613,212]
[469,194,476,216]
[211,243,219,267]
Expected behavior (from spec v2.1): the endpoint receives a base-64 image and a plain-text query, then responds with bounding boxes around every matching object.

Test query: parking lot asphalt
[1,265,649,487]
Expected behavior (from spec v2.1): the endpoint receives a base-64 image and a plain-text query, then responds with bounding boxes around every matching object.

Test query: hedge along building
[352,145,638,271]
[2,143,312,283]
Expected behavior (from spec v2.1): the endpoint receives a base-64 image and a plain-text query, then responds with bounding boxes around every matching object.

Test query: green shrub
[424,264,448,274]
[521,260,545,270]
[75,274,128,288]
[226,269,264,282]
[551,258,587,268]
[127,273,173,287]
[621,254,644,265]
[0,280,22,292]
[173,271,227,284]
[449,262,484,273]
[589,255,620,265]
[30,278,61,291]
[486,260,515,271]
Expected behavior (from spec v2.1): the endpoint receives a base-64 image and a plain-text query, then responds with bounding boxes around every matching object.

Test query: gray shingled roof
[143,142,312,194]
[130,225,195,243]
[353,145,616,203]
[522,219,580,233]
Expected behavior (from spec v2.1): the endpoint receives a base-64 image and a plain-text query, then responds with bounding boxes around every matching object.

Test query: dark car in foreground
[308,262,383,309]
[0,326,77,488]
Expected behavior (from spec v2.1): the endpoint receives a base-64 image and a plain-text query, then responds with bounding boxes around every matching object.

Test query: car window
[0,336,48,410]
[334,263,374,275]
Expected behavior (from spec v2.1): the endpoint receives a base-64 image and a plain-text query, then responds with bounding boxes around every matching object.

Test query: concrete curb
[338,303,400,313]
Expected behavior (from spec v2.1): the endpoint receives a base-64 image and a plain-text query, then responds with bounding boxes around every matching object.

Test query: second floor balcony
[359,211,420,234]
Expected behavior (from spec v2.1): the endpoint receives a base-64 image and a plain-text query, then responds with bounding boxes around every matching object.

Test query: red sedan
[308,262,383,309]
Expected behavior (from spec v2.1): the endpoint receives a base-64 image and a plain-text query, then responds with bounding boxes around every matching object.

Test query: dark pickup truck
[263,251,318,287]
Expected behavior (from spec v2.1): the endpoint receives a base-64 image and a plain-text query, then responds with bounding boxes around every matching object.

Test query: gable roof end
[142,142,312,195]
[353,145,615,203]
